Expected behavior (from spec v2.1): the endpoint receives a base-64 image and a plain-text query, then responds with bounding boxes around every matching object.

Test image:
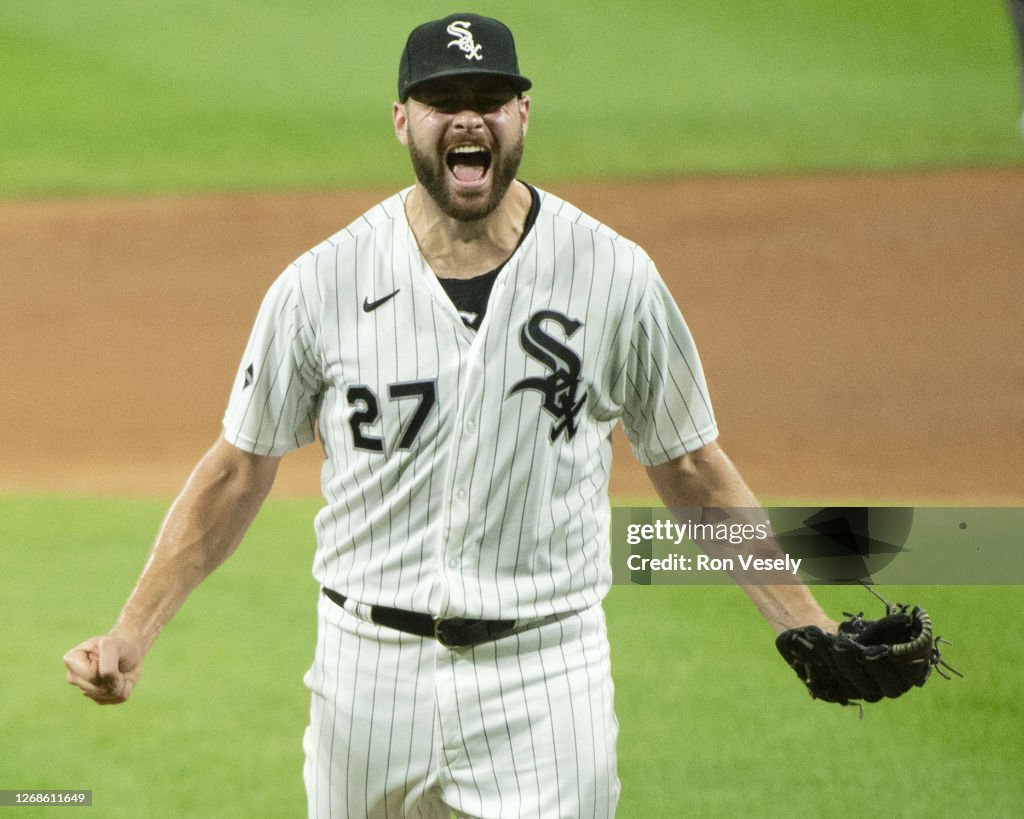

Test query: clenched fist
[64,635,143,705]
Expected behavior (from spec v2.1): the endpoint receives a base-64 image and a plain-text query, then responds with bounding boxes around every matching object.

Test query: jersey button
[465,420,477,433]
[448,557,460,569]
[455,488,467,501]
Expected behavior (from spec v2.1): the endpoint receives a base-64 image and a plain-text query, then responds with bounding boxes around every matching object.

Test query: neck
[405,181,531,280]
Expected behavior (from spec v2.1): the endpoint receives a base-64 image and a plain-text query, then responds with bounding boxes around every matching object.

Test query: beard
[406,129,525,222]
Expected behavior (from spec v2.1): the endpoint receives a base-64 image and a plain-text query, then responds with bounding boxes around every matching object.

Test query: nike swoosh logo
[363,289,400,313]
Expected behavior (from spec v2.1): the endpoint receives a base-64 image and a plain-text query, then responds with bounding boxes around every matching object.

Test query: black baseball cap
[398,13,532,102]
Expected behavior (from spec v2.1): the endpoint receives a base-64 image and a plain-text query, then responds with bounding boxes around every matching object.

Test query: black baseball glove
[775,596,959,709]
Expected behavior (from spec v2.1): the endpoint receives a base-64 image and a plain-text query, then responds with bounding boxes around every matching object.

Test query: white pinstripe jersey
[223,186,718,619]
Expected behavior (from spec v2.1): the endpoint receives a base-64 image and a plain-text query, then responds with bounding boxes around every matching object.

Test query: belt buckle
[434,617,515,648]
[434,617,475,648]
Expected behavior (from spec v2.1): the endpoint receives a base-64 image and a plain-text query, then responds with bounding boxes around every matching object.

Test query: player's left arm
[645,440,837,634]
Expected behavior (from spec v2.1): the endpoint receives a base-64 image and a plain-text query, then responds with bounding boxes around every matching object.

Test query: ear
[518,95,531,138]
[392,101,410,147]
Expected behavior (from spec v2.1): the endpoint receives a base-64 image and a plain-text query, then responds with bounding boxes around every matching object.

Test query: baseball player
[65,13,836,818]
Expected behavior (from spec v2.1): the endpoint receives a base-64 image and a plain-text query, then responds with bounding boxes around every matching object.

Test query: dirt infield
[3,169,1021,502]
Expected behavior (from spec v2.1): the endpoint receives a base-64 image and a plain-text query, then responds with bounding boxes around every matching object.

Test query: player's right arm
[63,435,281,705]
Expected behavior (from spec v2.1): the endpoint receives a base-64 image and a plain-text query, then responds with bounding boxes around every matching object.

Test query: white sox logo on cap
[447,21,483,61]
[398,14,530,101]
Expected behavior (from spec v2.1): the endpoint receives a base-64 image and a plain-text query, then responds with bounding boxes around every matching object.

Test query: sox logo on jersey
[508,309,586,442]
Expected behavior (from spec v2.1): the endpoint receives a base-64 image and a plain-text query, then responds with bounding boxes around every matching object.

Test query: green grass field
[3,1,1023,816]
[3,498,1021,817]
[1,0,1022,197]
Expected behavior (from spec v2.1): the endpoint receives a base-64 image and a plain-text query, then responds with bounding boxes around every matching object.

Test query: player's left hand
[775,600,959,709]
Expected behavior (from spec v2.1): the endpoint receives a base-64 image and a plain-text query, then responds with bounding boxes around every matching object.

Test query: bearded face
[397,79,529,222]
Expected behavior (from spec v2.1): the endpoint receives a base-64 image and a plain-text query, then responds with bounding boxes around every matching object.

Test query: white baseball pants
[302,594,620,818]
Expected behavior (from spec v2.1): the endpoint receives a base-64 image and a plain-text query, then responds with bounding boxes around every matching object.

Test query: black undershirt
[437,184,540,331]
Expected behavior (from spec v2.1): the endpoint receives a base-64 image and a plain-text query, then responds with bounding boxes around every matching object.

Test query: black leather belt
[322,587,518,648]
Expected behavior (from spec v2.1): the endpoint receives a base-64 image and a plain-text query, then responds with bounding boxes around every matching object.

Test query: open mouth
[445,145,492,185]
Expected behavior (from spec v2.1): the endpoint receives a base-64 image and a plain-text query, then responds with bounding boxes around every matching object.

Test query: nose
[451,107,485,131]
